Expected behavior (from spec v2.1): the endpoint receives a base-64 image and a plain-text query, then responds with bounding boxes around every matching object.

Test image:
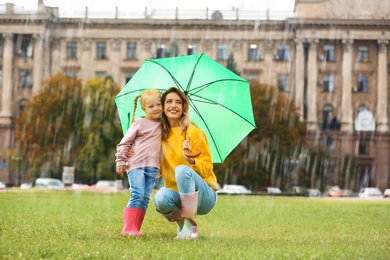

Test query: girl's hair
[131,88,162,123]
[161,87,190,139]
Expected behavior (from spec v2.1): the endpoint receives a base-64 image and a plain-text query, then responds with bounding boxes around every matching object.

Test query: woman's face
[164,92,183,122]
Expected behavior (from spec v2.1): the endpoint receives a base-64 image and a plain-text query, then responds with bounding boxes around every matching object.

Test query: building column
[306,39,318,131]
[294,38,305,120]
[262,40,274,85]
[80,38,92,82]
[109,39,121,83]
[340,39,353,132]
[0,33,14,123]
[32,34,44,94]
[376,40,389,132]
[50,39,61,76]
[140,39,152,61]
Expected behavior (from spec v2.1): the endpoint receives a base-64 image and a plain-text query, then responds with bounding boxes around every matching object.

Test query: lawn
[0,190,389,259]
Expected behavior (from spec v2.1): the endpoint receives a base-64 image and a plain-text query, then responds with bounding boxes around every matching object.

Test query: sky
[3,0,296,13]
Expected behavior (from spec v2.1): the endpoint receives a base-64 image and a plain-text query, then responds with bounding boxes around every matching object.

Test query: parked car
[91,180,123,191]
[324,185,345,197]
[359,187,383,198]
[257,187,282,195]
[307,189,322,197]
[34,178,64,190]
[0,181,6,189]
[290,186,308,196]
[218,184,252,195]
[20,182,33,189]
[267,187,282,194]
[384,189,390,198]
[70,183,90,190]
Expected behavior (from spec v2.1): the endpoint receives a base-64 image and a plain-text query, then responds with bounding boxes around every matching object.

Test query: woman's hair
[161,87,190,139]
[131,88,162,123]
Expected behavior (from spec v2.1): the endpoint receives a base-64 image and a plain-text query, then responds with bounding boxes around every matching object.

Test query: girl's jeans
[154,165,217,215]
[127,167,159,210]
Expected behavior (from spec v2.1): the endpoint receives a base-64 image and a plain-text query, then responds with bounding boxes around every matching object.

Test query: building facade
[0,0,389,191]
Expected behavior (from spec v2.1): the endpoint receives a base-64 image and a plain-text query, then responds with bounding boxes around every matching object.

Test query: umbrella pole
[184,147,202,158]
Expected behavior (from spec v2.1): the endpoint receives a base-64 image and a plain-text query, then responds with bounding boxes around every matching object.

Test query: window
[66,71,77,78]
[324,137,335,152]
[277,44,289,61]
[357,76,368,92]
[358,138,370,155]
[246,73,258,81]
[66,41,77,59]
[217,43,228,60]
[127,42,137,59]
[156,43,166,58]
[323,45,335,62]
[322,105,333,130]
[358,105,368,112]
[96,42,107,59]
[0,39,3,57]
[125,72,134,83]
[19,70,32,88]
[277,74,289,92]
[16,35,33,57]
[19,98,27,114]
[323,75,334,92]
[247,44,258,61]
[187,43,197,55]
[357,46,369,62]
[95,71,106,77]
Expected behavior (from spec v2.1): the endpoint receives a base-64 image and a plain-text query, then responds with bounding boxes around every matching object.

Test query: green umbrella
[114,53,256,163]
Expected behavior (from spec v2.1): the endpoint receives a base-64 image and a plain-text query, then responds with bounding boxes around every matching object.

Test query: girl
[115,88,162,236]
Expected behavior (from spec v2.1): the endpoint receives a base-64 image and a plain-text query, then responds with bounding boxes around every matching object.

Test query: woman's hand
[183,140,195,165]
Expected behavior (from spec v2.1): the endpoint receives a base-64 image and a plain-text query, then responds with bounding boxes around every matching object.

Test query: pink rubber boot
[122,207,143,236]
[136,209,146,232]
[176,191,198,239]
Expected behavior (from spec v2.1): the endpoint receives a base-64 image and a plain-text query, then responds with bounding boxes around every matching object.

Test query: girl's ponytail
[131,95,141,124]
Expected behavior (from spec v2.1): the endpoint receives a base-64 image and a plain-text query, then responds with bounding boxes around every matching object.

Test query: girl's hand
[128,148,135,157]
[116,165,127,176]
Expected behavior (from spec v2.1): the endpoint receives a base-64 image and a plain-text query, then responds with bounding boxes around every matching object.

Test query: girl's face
[143,97,162,120]
[164,92,183,122]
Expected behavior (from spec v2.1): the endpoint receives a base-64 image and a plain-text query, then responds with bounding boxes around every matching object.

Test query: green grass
[1,190,389,259]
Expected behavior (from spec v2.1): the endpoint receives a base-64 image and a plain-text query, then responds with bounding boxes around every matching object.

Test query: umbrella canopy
[114,53,256,163]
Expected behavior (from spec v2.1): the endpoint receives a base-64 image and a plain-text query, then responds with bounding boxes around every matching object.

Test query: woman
[154,87,218,239]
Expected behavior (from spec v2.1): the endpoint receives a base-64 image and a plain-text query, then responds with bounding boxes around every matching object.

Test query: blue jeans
[127,167,159,210]
[154,165,217,215]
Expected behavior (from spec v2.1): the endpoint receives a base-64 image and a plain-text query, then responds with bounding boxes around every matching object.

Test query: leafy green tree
[213,81,307,190]
[75,76,122,184]
[164,41,179,57]
[226,53,240,76]
[15,73,84,179]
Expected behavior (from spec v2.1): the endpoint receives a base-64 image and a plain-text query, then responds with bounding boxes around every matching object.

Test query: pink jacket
[115,117,161,172]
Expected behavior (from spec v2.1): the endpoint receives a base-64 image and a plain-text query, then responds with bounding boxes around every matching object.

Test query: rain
[0,1,390,257]
[0,0,389,195]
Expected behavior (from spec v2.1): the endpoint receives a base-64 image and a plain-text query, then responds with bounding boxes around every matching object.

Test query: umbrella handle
[184,147,202,158]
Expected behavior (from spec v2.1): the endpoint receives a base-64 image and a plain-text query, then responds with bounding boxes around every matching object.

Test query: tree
[15,73,84,179]
[226,53,240,76]
[15,73,123,184]
[74,76,122,184]
[213,81,307,190]
[164,40,180,57]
